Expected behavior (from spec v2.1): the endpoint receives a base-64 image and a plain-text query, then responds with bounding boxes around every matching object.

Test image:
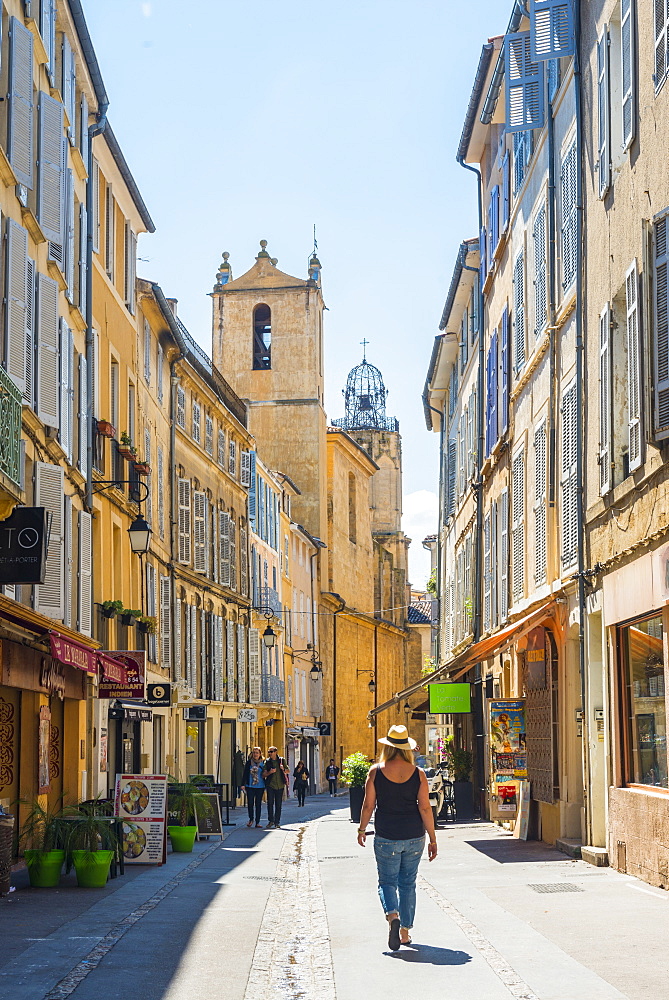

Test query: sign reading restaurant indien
[98,650,146,700]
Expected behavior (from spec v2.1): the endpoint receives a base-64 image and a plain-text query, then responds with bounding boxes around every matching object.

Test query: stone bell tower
[211,241,327,541]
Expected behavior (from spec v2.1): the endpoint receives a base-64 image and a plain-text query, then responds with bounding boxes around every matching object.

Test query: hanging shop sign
[146,683,171,707]
[428,682,472,714]
[318,722,331,736]
[114,773,167,865]
[50,633,97,674]
[0,506,48,585]
[98,650,146,700]
[237,707,257,722]
[98,652,128,685]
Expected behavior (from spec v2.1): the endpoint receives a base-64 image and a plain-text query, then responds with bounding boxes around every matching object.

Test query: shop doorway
[217,719,236,805]
[185,720,204,777]
[111,716,141,782]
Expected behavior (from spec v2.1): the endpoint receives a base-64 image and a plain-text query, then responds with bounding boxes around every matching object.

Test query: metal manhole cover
[243,875,286,882]
[528,883,584,893]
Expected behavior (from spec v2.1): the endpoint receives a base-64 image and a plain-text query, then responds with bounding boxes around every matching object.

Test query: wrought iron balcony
[0,368,22,486]
[261,672,285,705]
[259,585,282,615]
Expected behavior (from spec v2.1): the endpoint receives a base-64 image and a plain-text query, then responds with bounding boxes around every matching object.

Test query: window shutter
[597,29,611,199]
[248,628,261,703]
[210,615,221,700]
[489,329,498,448]
[143,317,151,383]
[193,490,206,572]
[37,273,59,427]
[241,450,252,487]
[64,171,75,299]
[599,304,613,493]
[534,423,547,585]
[229,517,237,591]
[485,346,492,458]
[110,359,119,430]
[61,33,76,138]
[479,227,487,284]
[237,623,246,703]
[219,510,231,586]
[533,204,547,334]
[205,415,213,455]
[626,260,642,470]
[188,604,197,693]
[177,478,191,564]
[217,427,225,466]
[228,438,236,477]
[513,130,527,193]
[505,31,545,133]
[490,186,500,259]
[147,564,157,663]
[499,489,509,622]
[79,93,89,165]
[104,183,114,280]
[59,322,73,462]
[512,450,525,602]
[654,214,669,437]
[157,344,163,403]
[91,160,100,254]
[192,400,200,442]
[226,621,235,701]
[655,0,669,88]
[25,258,35,408]
[40,0,56,79]
[529,0,575,60]
[38,93,64,248]
[500,306,509,436]
[502,152,510,232]
[8,17,34,189]
[483,511,491,633]
[144,427,152,522]
[176,385,185,427]
[157,447,165,538]
[78,355,87,477]
[125,225,137,313]
[77,510,92,636]
[63,496,72,628]
[561,382,578,567]
[240,526,249,597]
[447,438,456,518]
[467,392,475,481]
[35,462,64,618]
[6,218,28,395]
[174,597,182,681]
[561,140,577,290]
[91,329,99,419]
[78,203,87,316]
[513,251,525,373]
[159,575,170,668]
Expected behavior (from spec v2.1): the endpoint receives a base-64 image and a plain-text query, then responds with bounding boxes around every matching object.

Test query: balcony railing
[259,585,281,615]
[261,673,285,705]
[0,369,22,486]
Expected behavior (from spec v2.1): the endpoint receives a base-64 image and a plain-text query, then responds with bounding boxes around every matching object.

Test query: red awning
[50,633,97,674]
[97,651,128,684]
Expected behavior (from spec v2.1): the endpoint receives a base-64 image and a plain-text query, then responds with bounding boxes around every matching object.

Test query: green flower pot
[71,849,114,887]
[168,826,197,852]
[25,849,65,887]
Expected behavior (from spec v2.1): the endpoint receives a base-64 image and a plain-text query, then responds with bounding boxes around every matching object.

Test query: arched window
[253,304,271,370]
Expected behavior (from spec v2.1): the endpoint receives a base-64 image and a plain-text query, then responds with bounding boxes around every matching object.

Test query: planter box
[348,785,365,823]
[97,420,116,438]
[119,613,135,627]
[133,463,151,476]
[453,780,474,821]
[118,446,136,461]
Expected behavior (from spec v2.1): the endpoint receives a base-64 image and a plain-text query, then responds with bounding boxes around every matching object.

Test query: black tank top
[374,766,424,841]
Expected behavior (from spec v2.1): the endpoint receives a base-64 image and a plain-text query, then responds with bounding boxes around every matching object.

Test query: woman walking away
[357,724,437,951]
[242,747,265,828]
[293,761,309,806]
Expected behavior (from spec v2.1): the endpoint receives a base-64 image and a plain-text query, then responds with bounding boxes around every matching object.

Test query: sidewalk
[0,794,667,999]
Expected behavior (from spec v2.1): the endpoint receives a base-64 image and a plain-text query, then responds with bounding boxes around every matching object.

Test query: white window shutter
[176,385,185,427]
[143,318,151,383]
[192,400,201,442]
[147,564,157,662]
[8,17,34,189]
[38,93,64,249]
[144,427,152,522]
[505,31,545,133]
[59,322,73,462]
[157,344,164,403]
[237,623,246,703]
[160,575,171,668]
[534,423,547,585]
[529,0,575,60]
[64,170,75,299]
[483,511,491,632]
[193,491,206,572]
[248,628,261,703]
[91,160,100,254]
[77,509,92,636]
[104,183,114,280]
[241,450,252,487]
[228,438,236,477]
[513,251,525,373]
[599,304,612,494]
[157,447,165,538]
[218,427,225,466]
[6,218,28,395]
[499,488,509,622]
[63,495,72,628]
[174,597,182,681]
[25,257,35,408]
[240,526,249,597]
[35,462,64,618]
[533,204,547,334]
[37,273,59,427]
[226,621,235,701]
[229,517,237,591]
[78,203,87,316]
[219,510,231,586]
[619,0,636,148]
[626,260,642,470]
[91,330,99,419]
[512,450,525,602]
[654,214,669,438]
[205,415,213,455]
[655,0,669,88]
[79,93,89,166]
[597,29,611,198]
[189,604,197,693]
[40,0,56,80]
[178,478,191,564]
[561,140,577,291]
[126,226,137,314]
[561,382,578,567]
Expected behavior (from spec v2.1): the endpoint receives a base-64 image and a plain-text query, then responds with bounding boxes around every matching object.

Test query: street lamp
[368,676,376,694]
[262,625,276,648]
[356,668,376,693]
[404,701,411,718]
[310,659,322,681]
[127,514,151,555]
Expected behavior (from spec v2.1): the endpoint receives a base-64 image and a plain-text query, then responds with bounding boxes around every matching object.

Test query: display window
[619,613,667,788]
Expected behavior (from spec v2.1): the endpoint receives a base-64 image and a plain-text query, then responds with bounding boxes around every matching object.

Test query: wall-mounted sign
[50,634,97,674]
[146,683,171,707]
[0,506,48,585]
[238,708,257,723]
[428,682,472,714]
[39,658,66,700]
[490,700,525,753]
[318,722,331,736]
[98,650,146,700]
[114,773,167,865]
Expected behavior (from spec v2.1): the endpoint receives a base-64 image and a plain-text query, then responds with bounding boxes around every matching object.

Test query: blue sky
[84,0,505,588]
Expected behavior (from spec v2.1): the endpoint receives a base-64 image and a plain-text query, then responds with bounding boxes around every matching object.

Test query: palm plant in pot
[65,799,118,887]
[166,781,214,852]
[18,798,68,887]
[341,752,371,823]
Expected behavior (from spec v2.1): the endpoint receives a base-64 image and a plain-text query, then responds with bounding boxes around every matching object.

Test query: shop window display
[621,613,667,788]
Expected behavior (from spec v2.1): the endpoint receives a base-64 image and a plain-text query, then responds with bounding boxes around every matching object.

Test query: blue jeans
[373,836,424,929]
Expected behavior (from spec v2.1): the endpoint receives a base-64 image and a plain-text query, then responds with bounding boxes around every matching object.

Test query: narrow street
[2,794,667,1000]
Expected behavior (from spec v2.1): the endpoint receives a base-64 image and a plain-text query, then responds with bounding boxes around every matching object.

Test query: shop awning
[50,633,98,674]
[97,651,128,684]
[369,599,556,719]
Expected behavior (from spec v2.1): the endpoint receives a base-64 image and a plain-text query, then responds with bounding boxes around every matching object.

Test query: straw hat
[378,724,417,750]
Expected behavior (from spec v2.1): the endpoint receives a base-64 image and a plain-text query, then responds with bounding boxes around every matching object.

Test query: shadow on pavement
[388,944,472,965]
[464,838,562,864]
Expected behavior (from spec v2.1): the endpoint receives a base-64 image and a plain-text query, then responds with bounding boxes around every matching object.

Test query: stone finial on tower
[213,251,232,291]
[308,252,321,284]
[257,240,270,259]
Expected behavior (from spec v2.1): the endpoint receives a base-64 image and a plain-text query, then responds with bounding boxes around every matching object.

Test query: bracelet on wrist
[357,828,366,834]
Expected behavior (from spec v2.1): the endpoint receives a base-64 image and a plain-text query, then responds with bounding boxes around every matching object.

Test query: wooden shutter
[78,203,87,316]
[104,183,114,280]
[626,260,642,470]
[205,415,213,455]
[489,330,498,450]
[479,227,487,284]
[64,172,75,300]
[597,29,610,198]
[512,449,525,602]
[6,219,28,395]
[490,186,499,260]
[40,0,56,79]
[500,306,509,436]
[147,564,157,663]
[561,382,578,567]
[228,438,236,477]
[188,604,197,692]
[157,344,164,403]
[157,447,165,538]
[78,355,87,477]
[59,322,73,462]
[247,456,257,527]
[144,427,152,522]
[533,204,547,333]
[499,488,509,622]
[177,478,191,564]
[219,510,230,586]
[513,251,525,373]
[176,385,185,427]
[192,400,200,442]
[91,160,100,254]
[483,511,491,632]
[38,93,64,249]
[529,0,574,60]
[79,93,89,165]
[241,450,252,487]
[35,462,64,618]
[8,17,34,189]
[25,258,35,409]
[125,225,137,313]
[501,152,510,233]
[599,304,613,493]
[534,423,547,585]
[226,621,235,701]
[63,496,72,628]
[240,526,249,596]
[143,318,151,383]
[654,214,669,437]
[237,624,246,703]
[77,510,92,636]
[248,628,261,703]
[655,0,669,88]
[229,517,237,591]
[561,141,577,290]
[505,31,545,133]
[37,273,59,427]
[174,597,182,680]
[160,575,171,668]
[447,438,456,518]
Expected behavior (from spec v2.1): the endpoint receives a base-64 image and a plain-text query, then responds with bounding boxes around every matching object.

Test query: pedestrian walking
[242,747,265,828]
[357,724,437,951]
[293,761,310,806]
[262,746,289,828]
[325,758,340,796]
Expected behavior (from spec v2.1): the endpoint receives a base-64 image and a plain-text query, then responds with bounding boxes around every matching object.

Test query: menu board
[490,701,526,820]
[114,774,167,865]
[195,792,224,840]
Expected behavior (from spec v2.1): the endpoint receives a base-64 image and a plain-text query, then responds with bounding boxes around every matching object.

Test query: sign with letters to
[0,506,48,585]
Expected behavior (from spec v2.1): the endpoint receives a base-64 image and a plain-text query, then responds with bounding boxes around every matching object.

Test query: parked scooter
[423,758,445,825]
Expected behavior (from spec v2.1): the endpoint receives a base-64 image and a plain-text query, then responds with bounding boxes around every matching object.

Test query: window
[228,438,236,478]
[205,414,213,455]
[512,448,525,602]
[513,251,526,373]
[534,422,547,585]
[560,381,578,568]
[654,211,669,439]
[176,385,185,428]
[104,182,114,281]
[252,304,271,370]
[192,399,201,443]
[560,139,577,291]
[626,260,642,469]
[654,0,669,91]
[348,472,356,543]
[620,613,667,787]
[513,130,533,193]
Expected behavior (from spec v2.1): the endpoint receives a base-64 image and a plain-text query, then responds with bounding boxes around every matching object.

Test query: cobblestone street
[1,793,668,1000]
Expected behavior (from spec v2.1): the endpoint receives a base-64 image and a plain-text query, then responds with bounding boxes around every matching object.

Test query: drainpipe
[323,593,346,766]
[573,0,591,846]
[169,360,181,774]
[547,79,558,518]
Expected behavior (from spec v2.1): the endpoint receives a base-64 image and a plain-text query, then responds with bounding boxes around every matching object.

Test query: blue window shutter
[480,227,487,283]
[490,186,500,257]
[248,453,257,529]
[500,306,509,436]
[530,0,575,60]
[447,439,457,518]
[485,347,492,458]
[502,152,510,232]
[505,31,545,132]
[8,17,34,189]
[490,329,498,447]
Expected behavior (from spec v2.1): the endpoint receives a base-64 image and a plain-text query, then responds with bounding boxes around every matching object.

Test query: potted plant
[133,461,151,476]
[119,607,141,627]
[65,800,118,887]
[96,419,116,438]
[136,614,157,635]
[341,752,371,823]
[118,432,137,461]
[100,599,124,620]
[443,736,474,821]
[18,799,68,888]
[166,781,214,852]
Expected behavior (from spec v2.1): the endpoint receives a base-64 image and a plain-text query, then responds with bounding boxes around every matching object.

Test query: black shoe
[388,918,400,951]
